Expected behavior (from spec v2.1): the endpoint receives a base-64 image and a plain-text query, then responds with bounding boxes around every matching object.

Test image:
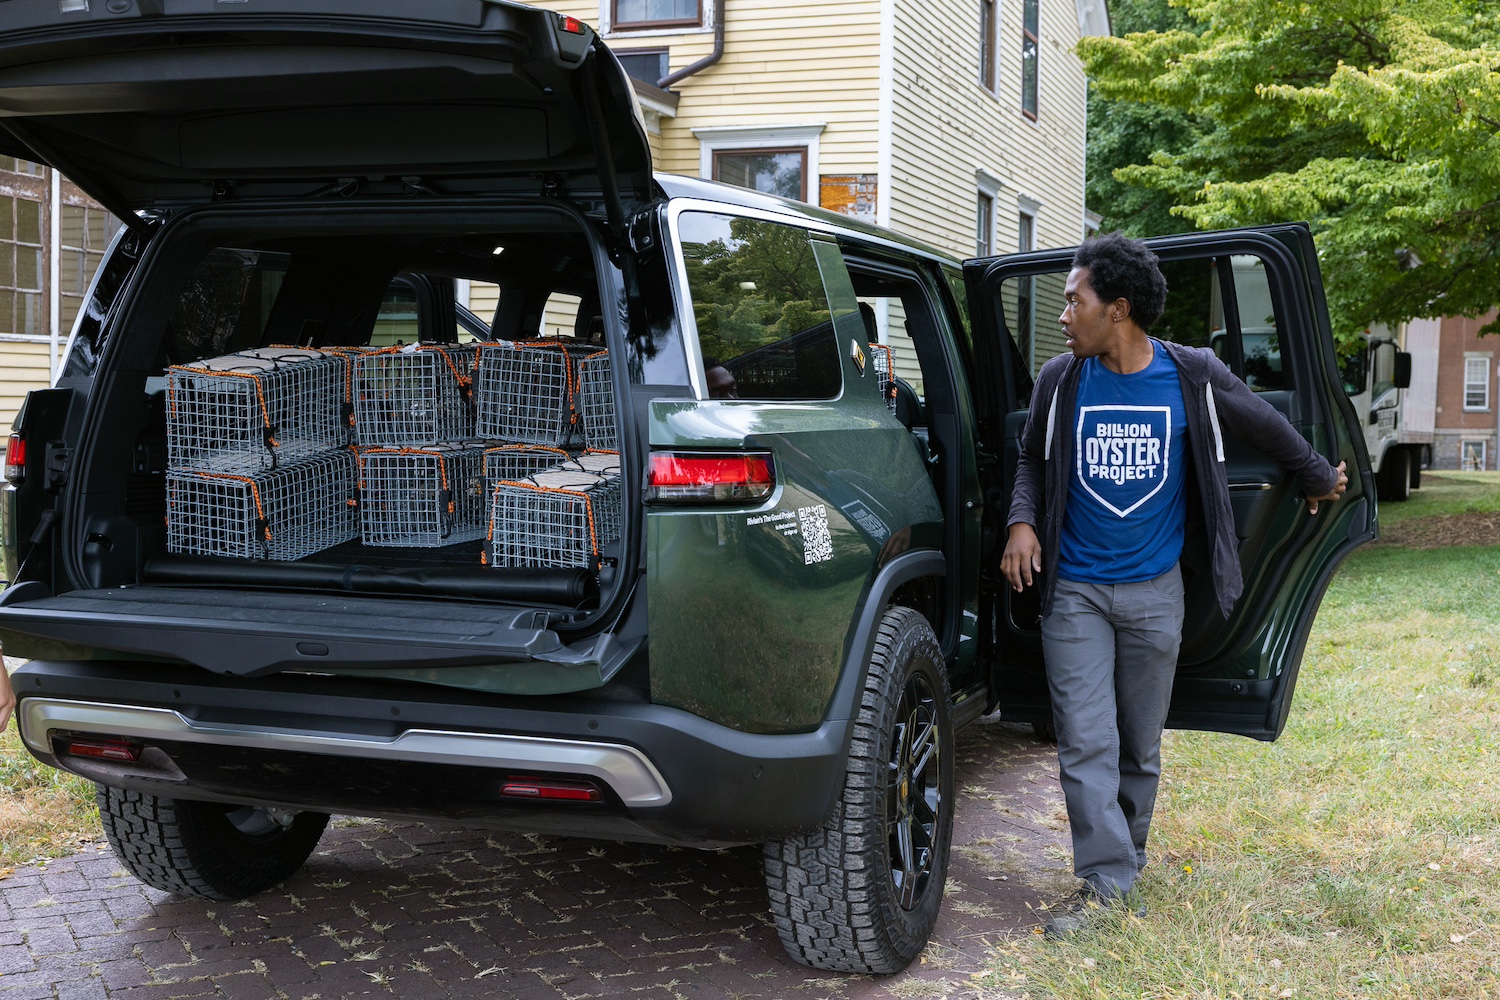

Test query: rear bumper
[13,660,851,848]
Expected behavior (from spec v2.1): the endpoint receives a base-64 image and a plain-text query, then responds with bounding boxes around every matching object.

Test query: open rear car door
[967,225,1376,740]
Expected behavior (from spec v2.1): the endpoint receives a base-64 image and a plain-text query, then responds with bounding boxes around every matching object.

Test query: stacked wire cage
[576,350,616,450]
[166,347,347,472]
[488,467,622,570]
[167,451,357,561]
[356,444,490,547]
[353,344,480,446]
[869,343,897,411]
[474,341,583,447]
[165,347,358,560]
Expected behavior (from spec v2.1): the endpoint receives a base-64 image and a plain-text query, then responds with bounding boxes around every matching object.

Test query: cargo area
[41,207,636,650]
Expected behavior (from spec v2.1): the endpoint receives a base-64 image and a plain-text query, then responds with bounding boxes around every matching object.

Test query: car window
[678,211,843,400]
[165,248,288,363]
[368,281,420,347]
[990,253,1287,392]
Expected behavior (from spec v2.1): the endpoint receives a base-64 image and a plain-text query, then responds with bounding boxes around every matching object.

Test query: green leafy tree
[1081,0,1500,343]
[1086,0,1203,236]
[683,217,831,363]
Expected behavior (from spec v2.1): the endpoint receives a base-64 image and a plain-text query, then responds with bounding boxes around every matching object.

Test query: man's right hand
[1001,523,1042,593]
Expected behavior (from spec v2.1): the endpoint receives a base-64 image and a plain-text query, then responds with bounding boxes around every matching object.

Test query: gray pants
[1041,566,1184,898]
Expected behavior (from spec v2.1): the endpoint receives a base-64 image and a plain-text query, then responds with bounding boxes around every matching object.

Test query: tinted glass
[715,150,805,201]
[615,0,698,24]
[679,212,842,400]
[166,249,288,363]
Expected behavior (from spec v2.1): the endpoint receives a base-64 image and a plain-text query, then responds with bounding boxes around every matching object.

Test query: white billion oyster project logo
[1075,404,1171,517]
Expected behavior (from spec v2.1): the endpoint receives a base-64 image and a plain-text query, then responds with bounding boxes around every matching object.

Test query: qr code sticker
[798,504,833,565]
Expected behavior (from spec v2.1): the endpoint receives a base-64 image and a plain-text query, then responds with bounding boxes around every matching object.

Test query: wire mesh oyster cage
[869,343,897,410]
[353,344,479,446]
[166,449,358,561]
[487,468,622,570]
[576,350,616,450]
[356,443,489,547]
[474,340,583,447]
[166,347,346,472]
[483,444,573,490]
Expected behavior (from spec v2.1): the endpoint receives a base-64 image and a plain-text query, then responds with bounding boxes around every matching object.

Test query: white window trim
[693,124,826,202]
[976,170,1003,257]
[1018,194,1042,251]
[1460,439,1488,471]
[1463,356,1491,411]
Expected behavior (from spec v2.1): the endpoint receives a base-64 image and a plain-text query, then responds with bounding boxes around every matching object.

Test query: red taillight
[560,15,585,33]
[5,432,25,485]
[646,452,776,504]
[501,777,603,802]
[64,739,140,762]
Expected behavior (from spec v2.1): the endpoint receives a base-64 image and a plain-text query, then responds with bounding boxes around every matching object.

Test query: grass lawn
[981,472,1500,999]
[0,657,100,869]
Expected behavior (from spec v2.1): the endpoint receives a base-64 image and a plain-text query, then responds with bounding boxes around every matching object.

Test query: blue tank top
[1057,341,1187,584]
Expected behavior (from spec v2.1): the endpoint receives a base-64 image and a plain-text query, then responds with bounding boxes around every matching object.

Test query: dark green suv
[0,0,1374,975]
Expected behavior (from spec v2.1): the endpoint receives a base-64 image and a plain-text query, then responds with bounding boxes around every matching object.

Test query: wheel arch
[825,548,947,735]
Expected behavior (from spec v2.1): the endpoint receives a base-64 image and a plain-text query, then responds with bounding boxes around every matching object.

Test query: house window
[0,194,45,336]
[696,124,824,204]
[980,0,997,91]
[976,193,994,256]
[615,49,670,86]
[58,203,123,335]
[1464,357,1490,410]
[0,157,43,176]
[1461,440,1487,471]
[613,0,700,29]
[1021,0,1039,118]
[713,148,808,201]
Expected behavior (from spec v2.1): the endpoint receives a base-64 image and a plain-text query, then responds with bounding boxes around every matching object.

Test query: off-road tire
[97,785,329,900]
[1380,448,1411,503]
[763,605,954,974]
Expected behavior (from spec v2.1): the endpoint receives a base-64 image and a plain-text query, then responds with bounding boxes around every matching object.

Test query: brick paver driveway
[0,717,1071,999]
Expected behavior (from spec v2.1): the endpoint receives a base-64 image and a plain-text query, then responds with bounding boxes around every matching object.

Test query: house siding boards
[0,339,49,428]
[1,164,122,426]
[555,0,883,180]
[888,0,1087,375]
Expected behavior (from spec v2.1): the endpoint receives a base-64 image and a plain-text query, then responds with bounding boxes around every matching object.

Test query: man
[1001,233,1347,937]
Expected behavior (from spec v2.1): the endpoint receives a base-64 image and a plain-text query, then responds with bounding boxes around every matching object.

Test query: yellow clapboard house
[471,0,1108,388]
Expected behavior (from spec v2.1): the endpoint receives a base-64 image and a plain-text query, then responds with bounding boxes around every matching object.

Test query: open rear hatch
[0,0,653,222]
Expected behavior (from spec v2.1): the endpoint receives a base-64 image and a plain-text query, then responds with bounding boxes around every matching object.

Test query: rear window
[678,211,843,400]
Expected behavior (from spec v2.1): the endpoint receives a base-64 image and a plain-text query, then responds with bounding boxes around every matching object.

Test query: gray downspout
[657,0,726,89]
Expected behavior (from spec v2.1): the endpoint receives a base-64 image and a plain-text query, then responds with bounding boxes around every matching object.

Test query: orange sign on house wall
[820,174,878,223]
